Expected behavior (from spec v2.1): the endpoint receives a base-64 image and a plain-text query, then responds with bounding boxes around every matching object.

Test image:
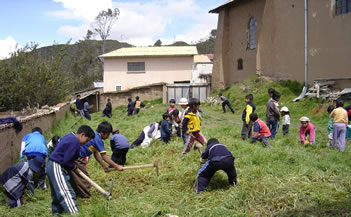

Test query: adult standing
[75,95,84,117]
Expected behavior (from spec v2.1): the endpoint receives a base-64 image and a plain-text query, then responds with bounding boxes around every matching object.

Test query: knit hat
[179,98,188,105]
[28,157,45,175]
[280,106,289,112]
[299,116,310,122]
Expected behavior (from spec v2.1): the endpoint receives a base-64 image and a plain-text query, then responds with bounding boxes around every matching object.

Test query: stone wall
[0,103,70,173]
[99,83,167,111]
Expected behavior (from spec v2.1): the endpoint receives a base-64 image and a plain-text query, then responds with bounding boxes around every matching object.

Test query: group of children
[0,121,130,215]
[127,96,143,116]
[2,91,349,215]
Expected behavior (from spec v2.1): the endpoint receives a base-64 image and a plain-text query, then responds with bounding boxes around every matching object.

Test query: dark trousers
[222,100,234,113]
[266,120,279,139]
[161,135,171,144]
[6,191,22,208]
[134,108,140,115]
[127,109,133,116]
[111,148,129,166]
[241,121,253,140]
[26,155,47,189]
[84,111,91,120]
[131,131,145,147]
[196,157,237,193]
[282,124,289,136]
[258,136,270,147]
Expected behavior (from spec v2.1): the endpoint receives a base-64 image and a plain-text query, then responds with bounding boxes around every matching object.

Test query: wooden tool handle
[75,168,111,199]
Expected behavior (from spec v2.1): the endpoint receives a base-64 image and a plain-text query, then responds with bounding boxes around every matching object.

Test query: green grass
[1,78,351,217]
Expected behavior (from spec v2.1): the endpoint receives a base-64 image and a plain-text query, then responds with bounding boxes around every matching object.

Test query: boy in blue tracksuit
[19,127,48,189]
[161,113,172,143]
[70,121,124,198]
[47,125,95,215]
[196,138,237,193]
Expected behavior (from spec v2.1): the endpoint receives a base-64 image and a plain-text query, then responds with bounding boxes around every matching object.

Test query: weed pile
[0,78,351,216]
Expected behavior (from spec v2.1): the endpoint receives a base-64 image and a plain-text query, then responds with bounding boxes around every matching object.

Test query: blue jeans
[266,120,279,140]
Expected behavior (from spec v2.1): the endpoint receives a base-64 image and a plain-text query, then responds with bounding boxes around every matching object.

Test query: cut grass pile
[1,78,351,216]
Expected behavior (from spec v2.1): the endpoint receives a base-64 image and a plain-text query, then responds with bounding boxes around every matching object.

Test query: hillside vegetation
[1,78,350,216]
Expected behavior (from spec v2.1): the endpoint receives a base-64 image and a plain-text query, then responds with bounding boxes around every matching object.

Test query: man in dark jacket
[266,91,281,139]
[75,95,84,117]
[196,138,237,193]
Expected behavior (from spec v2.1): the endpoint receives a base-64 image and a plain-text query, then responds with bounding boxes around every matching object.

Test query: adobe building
[210,0,351,89]
[99,46,198,92]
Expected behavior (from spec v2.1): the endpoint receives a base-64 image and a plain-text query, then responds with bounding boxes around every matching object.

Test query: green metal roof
[99,46,198,58]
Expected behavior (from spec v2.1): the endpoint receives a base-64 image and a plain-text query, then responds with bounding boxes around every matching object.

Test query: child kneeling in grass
[299,116,315,145]
[110,128,130,166]
[250,113,271,148]
[196,138,237,193]
[47,125,95,215]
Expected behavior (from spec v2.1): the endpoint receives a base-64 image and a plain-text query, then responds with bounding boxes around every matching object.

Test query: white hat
[299,116,310,122]
[280,106,289,112]
[179,98,188,105]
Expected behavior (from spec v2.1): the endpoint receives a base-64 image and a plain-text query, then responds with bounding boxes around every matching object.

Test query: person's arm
[252,122,259,143]
[299,126,305,144]
[147,124,156,138]
[93,152,110,172]
[100,152,123,171]
[309,125,315,144]
[245,105,253,125]
[201,145,210,159]
[182,117,190,134]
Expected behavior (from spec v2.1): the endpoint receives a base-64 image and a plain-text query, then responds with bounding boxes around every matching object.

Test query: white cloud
[52,0,113,21]
[51,0,218,46]
[0,36,20,60]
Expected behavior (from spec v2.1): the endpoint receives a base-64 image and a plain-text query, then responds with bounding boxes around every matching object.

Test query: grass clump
[1,79,351,216]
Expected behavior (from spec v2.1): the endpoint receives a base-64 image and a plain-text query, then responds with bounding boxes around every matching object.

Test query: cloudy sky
[0,0,223,59]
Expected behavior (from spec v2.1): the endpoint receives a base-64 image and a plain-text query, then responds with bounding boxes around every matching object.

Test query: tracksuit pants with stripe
[196,156,237,193]
[47,160,78,215]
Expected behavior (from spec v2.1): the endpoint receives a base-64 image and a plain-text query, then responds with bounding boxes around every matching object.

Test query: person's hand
[179,123,183,128]
[186,130,190,135]
[104,167,111,173]
[200,158,207,164]
[116,165,124,171]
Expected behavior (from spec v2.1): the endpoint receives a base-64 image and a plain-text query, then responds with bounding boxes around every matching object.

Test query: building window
[237,58,243,70]
[116,85,122,91]
[248,17,257,49]
[127,62,145,72]
[336,0,351,15]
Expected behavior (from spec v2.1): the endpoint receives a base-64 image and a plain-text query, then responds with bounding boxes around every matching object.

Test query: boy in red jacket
[250,113,271,147]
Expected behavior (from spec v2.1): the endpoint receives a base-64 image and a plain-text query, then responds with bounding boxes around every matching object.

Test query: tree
[195,29,217,54]
[0,43,73,111]
[92,8,120,54]
[154,39,162,47]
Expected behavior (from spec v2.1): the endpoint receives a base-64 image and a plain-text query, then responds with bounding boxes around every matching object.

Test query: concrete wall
[103,56,193,92]
[212,0,351,89]
[0,103,70,173]
[99,83,166,110]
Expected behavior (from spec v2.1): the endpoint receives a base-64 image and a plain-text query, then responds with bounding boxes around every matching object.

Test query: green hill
[1,78,350,216]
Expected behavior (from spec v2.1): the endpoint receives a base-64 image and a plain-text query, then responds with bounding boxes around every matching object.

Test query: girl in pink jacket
[299,116,315,145]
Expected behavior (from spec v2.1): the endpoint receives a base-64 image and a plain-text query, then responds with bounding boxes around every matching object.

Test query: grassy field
[1,78,351,216]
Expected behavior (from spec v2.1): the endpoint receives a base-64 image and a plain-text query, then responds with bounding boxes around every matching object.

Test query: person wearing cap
[0,157,45,208]
[196,138,237,193]
[280,106,290,136]
[299,116,316,145]
[19,127,48,190]
[178,98,189,140]
[110,128,130,166]
[70,121,124,199]
[330,100,348,152]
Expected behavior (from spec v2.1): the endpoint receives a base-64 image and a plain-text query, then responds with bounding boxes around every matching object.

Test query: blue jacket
[75,99,83,110]
[21,131,47,158]
[110,134,130,150]
[201,143,234,162]
[50,133,81,170]
[160,120,172,139]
